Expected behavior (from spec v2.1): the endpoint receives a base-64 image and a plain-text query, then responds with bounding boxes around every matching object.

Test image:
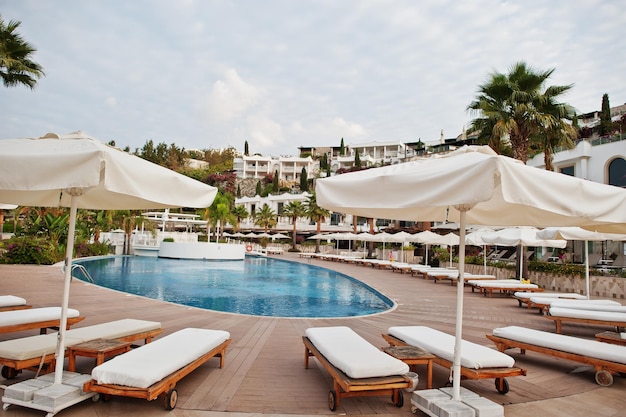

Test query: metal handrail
[70,263,95,283]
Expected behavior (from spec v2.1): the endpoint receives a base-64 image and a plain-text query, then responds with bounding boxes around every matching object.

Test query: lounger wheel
[328,390,337,411]
[1,366,18,379]
[164,388,178,410]
[393,389,404,407]
[495,378,509,394]
[595,370,614,387]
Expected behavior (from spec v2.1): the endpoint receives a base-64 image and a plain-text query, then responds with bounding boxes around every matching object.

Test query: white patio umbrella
[413,230,444,265]
[465,227,496,275]
[367,231,394,259]
[432,232,460,267]
[536,227,626,299]
[390,231,417,262]
[271,233,290,240]
[481,226,566,280]
[315,145,626,402]
[0,132,217,385]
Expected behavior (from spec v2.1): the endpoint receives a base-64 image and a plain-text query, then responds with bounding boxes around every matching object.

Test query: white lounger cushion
[513,292,585,300]
[549,299,624,311]
[306,326,409,379]
[549,307,626,321]
[0,319,161,361]
[0,296,27,307]
[473,281,538,289]
[92,328,230,388]
[388,326,515,369]
[493,326,626,365]
[0,307,79,326]
[66,318,161,340]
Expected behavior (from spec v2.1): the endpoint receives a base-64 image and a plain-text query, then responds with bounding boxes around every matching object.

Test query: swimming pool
[74,256,394,318]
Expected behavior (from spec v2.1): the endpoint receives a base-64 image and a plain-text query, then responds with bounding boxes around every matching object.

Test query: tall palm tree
[467,61,573,163]
[282,200,306,251]
[231,205,248,232]
[305,193,330,253]
[253,204,277,233]
[0,15,45,89]
[202,192,236,241]
[533,97,578,171]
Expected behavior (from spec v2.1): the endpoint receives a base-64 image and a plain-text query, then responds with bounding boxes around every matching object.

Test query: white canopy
[317,145,626,232]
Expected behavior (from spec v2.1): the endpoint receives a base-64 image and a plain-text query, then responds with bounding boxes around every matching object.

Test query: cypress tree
[340,138,345,156]
[273,170,279,193]
[244,140,249,156]
[600,93,612,136]
[300,167,308,192]
[354,151,361,168]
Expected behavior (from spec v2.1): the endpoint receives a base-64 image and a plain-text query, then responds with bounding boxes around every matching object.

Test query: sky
[2,0,625,157]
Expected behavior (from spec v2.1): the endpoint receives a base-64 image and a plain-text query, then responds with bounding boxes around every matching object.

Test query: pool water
[74,256,394,318]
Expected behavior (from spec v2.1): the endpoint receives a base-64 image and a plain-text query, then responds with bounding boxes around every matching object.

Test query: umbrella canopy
[536,227,626,299]
[481,226,567,248]
[465,227,497,275]
[315,145,626,401]
[271,233,290,239]
[432,232,460,267]
[0,132,218,385]
[481,226,567,279]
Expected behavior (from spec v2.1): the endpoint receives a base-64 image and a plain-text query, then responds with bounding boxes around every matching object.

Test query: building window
[608,158,626,187]
[559,165,575,177]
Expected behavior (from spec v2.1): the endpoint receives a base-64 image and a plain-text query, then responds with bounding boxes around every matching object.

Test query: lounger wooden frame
[0,327,163,379]
[0,305,31,312]
[544,314,626,334]
[382,333,526,394]
[486,333,626,386]
[83,338,231,410]
[471,285,544,298]
[303,336,410,411]
[0,316,85,335]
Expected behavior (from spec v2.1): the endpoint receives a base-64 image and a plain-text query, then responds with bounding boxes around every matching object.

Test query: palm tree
[305,193,330,253]
[202,192,236,241]
[533,97,578,171]
[0,15,45,89]
[467,61,573,163]
[282,200,306,251]
[231,205,248,232]
[253,204,277,233]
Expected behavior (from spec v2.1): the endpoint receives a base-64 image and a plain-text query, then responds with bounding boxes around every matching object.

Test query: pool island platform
[0,253,622,417]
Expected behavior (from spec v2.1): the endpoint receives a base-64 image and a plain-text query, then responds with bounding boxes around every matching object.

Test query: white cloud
[204,69,261,123]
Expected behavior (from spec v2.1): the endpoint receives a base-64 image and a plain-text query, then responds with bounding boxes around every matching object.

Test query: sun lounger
[0,296,30,312]
[487,325,626,386]
[0,318,163,379]
[84,328,230,410]
[545,306,626,334]
[512,291,586,310]
[383,326,526,394]
[0,307,84,335]
[469,280,544,298]
[303,326,411,411]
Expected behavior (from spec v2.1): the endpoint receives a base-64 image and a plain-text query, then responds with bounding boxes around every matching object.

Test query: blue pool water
[74,256,394,318]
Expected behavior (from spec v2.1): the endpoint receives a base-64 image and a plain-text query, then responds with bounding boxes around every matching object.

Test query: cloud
[204,69,261,123]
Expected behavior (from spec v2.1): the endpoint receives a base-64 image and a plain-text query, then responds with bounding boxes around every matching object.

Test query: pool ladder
[70,264,95,283]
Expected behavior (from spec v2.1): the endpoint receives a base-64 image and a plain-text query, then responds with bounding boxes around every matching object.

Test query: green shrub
[74,241,111,258]
[0,237,60,265]
[162,237,175,242]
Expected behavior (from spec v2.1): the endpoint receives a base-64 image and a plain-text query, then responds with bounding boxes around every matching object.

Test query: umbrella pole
[585,240,590,299]
[452,209,468,402]
[54,194,79,384]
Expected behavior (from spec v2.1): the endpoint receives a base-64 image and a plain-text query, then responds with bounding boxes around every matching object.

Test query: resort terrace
[0,253,623,417]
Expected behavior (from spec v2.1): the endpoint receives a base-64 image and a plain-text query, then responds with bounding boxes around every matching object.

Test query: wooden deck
[0,254,624,417]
